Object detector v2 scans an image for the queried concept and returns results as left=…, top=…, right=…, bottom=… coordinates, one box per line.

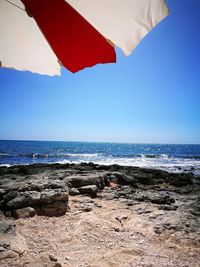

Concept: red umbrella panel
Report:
left=21, top=0, right=116, bottom=73
left=0, top=0, right=169, bottom=75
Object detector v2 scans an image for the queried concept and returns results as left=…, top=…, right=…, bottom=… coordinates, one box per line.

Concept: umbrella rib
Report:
left=4, top=0, right=25, bottom=12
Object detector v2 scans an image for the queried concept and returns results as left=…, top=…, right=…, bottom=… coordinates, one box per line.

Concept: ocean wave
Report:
left=1, top=152, right=200, bottom=161
left=0, top=152, right=101, bottom=159
left=1, top=152, right=200, bottom=175
left=1, top=157, right=200, bottom=175
left=178, top=155, right=200, bottom=159
left=65, top=153, right=100, bottom=158
left=0, top=153, right=12, bottom=157
left=0, top=163, right=11, bottom=167
left=55, top=154, right=200, bottom=174
left=140, top=154, right=170, bottom=159
left=31, top=153, right=101, bottom=159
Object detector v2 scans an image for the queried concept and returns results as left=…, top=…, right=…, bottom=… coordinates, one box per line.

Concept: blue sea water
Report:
left=0, top=140, right=200, bottom=174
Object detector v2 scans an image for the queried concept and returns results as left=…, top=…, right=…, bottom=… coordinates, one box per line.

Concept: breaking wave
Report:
left=1, top=141, right=200, bottom=175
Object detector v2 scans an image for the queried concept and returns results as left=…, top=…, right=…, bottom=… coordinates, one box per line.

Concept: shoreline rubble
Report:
left=0, top=163, right=200, bottom=266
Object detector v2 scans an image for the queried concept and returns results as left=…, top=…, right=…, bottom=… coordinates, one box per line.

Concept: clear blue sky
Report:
left=0, top=0, right=200, bottom=144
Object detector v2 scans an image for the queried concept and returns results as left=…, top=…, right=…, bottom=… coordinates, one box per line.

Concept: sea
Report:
left=0, top=140, right=200, bottom=175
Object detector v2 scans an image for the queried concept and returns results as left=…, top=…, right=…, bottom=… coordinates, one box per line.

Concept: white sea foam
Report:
left=66, top=153, right=100, bottom=158
left=0, top=164, right=11, bottom=167
left=1, top=153, right=200, bottom=175
left=56, top=153, right=200, bottom=175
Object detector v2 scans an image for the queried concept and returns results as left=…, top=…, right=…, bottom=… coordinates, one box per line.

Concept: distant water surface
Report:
left=0, top=140, right=200, bottom=175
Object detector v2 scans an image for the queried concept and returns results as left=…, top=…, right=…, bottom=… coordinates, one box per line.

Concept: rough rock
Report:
left=158, top=205, right=178, bottom=211
left=109, top=186, right=175, bottom=205
left=4, top=189, right=69, bottom=217
left=78, top=185, right=98, bottom=197
left=0, top=220, right=27, bottom=259
left=40, top=189, right=68, bottom=204
left=146, top=194, right=175, bottom=205
left=6, top=191, right=41, bottom=209
left=12, top=207, right=37, bottom=219
left=190, top=197, right=200, bottom=216
left=38, top=200, right=69, bottom=217
left=106, top=172, right=137, bottom=186
left=153, top=222, right=184, bottom=235
left=168, top=173, right=193, bottom=186
left=3, top=191, right=18, bottom=204
left=17, top=179, right=65, bottom=192
left=0, top=163, right=198, bottom=220
left=81, top=206, right=93, bottom=212
left=65, top=174, right=106, bottom=190
left=18, top=253, right=63, bottom=267
left=0, top=211, right=5, bottom=220
left=38, top=189, right=69, bottom=216
left=0, top=189, right=6, bottom=199
left=132, top=173, right=155, bottom=185
left=69, top=188, right=80, bottom=196
left=113, top=185, right=136, bottom=198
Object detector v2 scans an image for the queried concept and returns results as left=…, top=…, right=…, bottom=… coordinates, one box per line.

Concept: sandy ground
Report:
left=1, top=194, right=200, bottom=267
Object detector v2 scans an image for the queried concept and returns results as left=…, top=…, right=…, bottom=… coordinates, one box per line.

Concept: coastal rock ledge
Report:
left=0, top=163, right=200, bottom=267
left=0, top=163, right=199, bottom=218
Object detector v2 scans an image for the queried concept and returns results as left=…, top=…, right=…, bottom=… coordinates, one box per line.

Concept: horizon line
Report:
left=0, top=139, right=199, bottom=146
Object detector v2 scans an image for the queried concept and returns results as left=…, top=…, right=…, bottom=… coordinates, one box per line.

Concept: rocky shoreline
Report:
left=0, top=163, right=200, bottom=266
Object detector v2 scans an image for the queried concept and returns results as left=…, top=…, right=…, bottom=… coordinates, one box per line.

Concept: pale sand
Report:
left=1, top=195, right=200, bottom=267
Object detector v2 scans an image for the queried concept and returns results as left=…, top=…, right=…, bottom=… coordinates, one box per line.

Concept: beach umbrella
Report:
left=0, top=0, right=169, bottom=76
